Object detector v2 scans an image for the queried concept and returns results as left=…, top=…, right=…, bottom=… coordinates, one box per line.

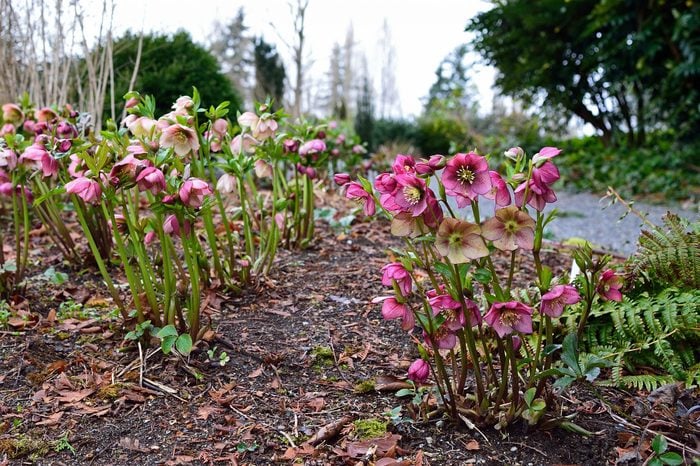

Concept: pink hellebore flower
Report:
left=2, top=103, right=23, bottom=125
left=484, top=171, right=511, bottom=207
left=0, top=124, right=15, bottom=136
left=254, top=159, right=273, bottom=178
left=392, top=154, right=416, bottom=175
left=532, top=146, right=561, bottom=165
left=173, top=96, right=194, bottom=113
left=345, top=181, right=375, bottom=216
left=333, top=173, right=351, bottom=186
left=481, top=206, right=536, bottom=251
left=0, top=182, right=33, bottom=202
left=56, top=121, right=77, bottom=139
left=237, top=112, right=259, bottom=129
left=160, top=123, right=200, bottom=157
left=484, top=301, right=534, bottom=338
left=253, top=117, right=278, bottom=140
left=211, top=118, right=228, bottom=137
left=299, top=139, right=327, bottom=156
left=393, top=174, right=429, bottom=216
left=179, top=178, right=213, bottom=208
left=230, top=134, right=258, bottom=154
left=35, top=107, right=58, bottom=122
left=216, top=173, right=236, bottom=193
left=381, top=262, right=412, bottom=297
left=540, top=284, right=581, bottom=317
left=407, top=359, right=430, bottom=384
left=435, top=218, right=488, bottom=263
left=144, top=231, right=157, bottom=245
left=283, top=139, right=300, bottom=153
left=163, top=214, right=182, bottom=237
left=504, top=146, right=525, bottom=161
left=0, top=149, right=17, bottom=171
left=109, top=154, right=150, bottom=185
left=67, top=154, right=86, bottom=178
left=65, top=177, right=102, bottom=205
left=597, top=269, right=623, bottom=302
left=135, top=166, right=166, bottom=194
left=374, top=296, right=415, bottom=331
left=514, top=172, right=557, bottom=211
left=442, top=152, right=492, bottom=206
left=19, top=143, right=58, bottom=177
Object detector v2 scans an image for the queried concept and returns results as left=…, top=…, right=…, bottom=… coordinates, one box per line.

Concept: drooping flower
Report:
left=253, top=116, right=278, bottom=140
left=540, top=284, right=581, bottom=317
left=126, top=116, right=157, bottom=138
left=423, top=326, right=457, bottom=350
left=597, top=269, right=623, bottom=302
left=381, top=262, right=412, bottom=297
left=230, top=134, right=258, bottom=155
left=374, top=296, right=415, bottom=331
left=65, top=177, right=102, bottom=205
left=18, top=143, right=57, bottom=177
left=0, top=149, right=17, bottom=171
left=283, top=139, right=299, bottom=153
left=504, top=146, right=524, bottom=161
left=67, top=154, right=86, bottom=178
left=299, top=139, right=326, bottom=156
left=109, top=154, right=150, bottom=186
left=216, top=173, right=236, bottom=193
left=237, top=112, right=259, bottom=129
left=135, top=166, right=166, bottom=194
left=484, top=301, right=534, bottom=338
left=333, top=173, right=351, bottom=186
left=254, top=160, right=273, bottom=178
left=481, top=206, right=536, bottom=251
left=514, top=176, right=557, bottom=212
left=0, top=182, right=32, bottom=202
left=484, top=171, right=511, bottom=207
left=179, top=178, right=213, bottom=208
left=407, top=359, right=430, bottom=384
left=35, top=107, right=58, bottom=122
left=56, top=121, right=77, bottom=139
left=2, top=103, right=23, bottom=126
left=163, top=214, right=181, bottom=237
left=435, top=218, right=488, bottom=263
left=532, top=146, right=561, bottom=165
left=442, top=152, right=492, bottom=206
left=0, top=124, right=15, bottom=136
left=346, top=181, right=375, bottom=216
left=160, top=123, right=200, bottom=157
left=172, top=96, right=194, bottom=113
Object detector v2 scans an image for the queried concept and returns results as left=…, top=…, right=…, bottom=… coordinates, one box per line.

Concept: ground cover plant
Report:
left=0, top=96, right=698, bottom=465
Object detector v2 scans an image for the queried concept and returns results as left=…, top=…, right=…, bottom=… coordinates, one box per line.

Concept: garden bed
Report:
left=1, top=205, right=697, bottom=466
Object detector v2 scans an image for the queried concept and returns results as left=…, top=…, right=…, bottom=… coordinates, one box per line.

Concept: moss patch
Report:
left=353, top=418, right=387, bottom=440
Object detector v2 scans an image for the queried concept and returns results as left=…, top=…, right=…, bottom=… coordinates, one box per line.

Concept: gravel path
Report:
left=541, top=191, right=698, bottom=256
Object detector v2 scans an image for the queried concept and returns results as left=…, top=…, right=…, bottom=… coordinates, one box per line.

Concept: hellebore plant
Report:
left=346, top=146, right=623, bottom=427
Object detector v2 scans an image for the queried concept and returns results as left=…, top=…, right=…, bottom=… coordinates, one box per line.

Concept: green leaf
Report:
left=552, top=375, right=576, bottom=389
left=658, top=452, right=683, bottom=465
left=524, top=387, right=536, bottom=406
left=175, top=334, right=193, bottom=356
left=157, top=324, right=178, bottom=339
left=474, top=267, right=492, bottom=284
left=395, top=388, right=414, bottom=398
left=561, top=333, right=582, bottom=375
left=652, top=435, right=668, bottom=454
left=433, top=261, right=452, bottom=278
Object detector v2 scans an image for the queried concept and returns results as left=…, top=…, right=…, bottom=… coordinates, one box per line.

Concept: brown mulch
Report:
left=0, top=201, right=698, bottom=466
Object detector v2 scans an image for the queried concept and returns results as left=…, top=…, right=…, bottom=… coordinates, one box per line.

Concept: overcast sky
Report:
left=108, top=0, right=494, bottom=117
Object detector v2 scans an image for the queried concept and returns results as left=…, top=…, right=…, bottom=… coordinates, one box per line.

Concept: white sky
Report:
left=107, top=0, right=495, bottom=118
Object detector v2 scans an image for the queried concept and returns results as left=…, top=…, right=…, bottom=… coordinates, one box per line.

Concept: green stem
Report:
left=180, top=227, right=201, bottom=339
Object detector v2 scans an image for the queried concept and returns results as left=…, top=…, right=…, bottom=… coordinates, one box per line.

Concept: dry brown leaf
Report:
left=36, top=411, right=63, bottom=426
left=118, top=437, right=150, bottom=452
left=209, top=383, right=236, bottom=405
left=56, top=388, right=95, bottom=403
left=305, top=415, right=353, bottom=446
left=374, top=375, right=411, bottom=392
left=306, top=397, right=325, bottom=412
left=248, top=365, right=264, bottom=378
left=346, top=433, right=402, bottom=458
left=196, top=405, right=222, bottom=421
left=465, top=439, right=480, bottom=451
left=165, top=455, right=195, bottom=465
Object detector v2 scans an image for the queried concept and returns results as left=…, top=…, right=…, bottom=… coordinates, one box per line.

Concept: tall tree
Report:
left=467, top=0, right=700, bottom=146
left=290, top=0, right=309, bottom=118
left=424, top=44, right=477, bottom=116
left=253, top=37, right=286, bottom=109
left=378, top=19, right=400, bottom=118
left=110, top=30, right=241, bottom=117
left=354, top=59, right=374, bottom=150
left=209, top=8, right=252, bottom=106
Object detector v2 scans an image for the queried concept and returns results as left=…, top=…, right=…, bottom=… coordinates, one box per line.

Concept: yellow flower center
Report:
left=403, top=186, right=422, bottom=205
left=457, top=166, right=475, bottom=184
left=500, top=310, right=519, bottom=327
left=504, top=219, right=519, bottom=233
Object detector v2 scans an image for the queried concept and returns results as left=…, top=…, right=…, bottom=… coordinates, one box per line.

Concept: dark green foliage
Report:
left=627, top=214, right=699, bottom=291
left=252, top=37, right=285, bottom=110
left=583, top=288, right=700, bottom=389
left=354, top=76, right=374, bottom=151
left=467, top=0, right=700, bottom=147
left=414, top=115, right=476, bottom=157
left=110, top=31, right=241, bottom=117
left=372, top=118, right=418, bottom=148
left=554, top=134, right=700, bottom=201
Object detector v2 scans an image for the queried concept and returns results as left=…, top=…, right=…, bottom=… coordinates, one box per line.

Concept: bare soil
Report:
left=0, top=203, right=698, bottom=466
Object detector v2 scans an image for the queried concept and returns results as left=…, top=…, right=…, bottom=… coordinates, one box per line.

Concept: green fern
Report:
left=598, top=374, right=676, bottom=391
left=584, top=288, right=700, bottom=386
left=627, top=213, right=699, bottom=291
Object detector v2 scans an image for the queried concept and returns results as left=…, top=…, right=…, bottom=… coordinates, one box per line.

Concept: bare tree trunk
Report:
left=291, top=0, right=309, bottom=118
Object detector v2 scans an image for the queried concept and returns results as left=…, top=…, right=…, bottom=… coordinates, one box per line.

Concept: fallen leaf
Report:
left=118, top=437, right=150, bottom=453
left=346, top=433, right=402, bottom=458
left=375, top=375, right=411, bottom=392
left=465, top=439, right=480, bottom=451
left=248, top=365, right=264, bottom=378
left=375, top=458, right=412, bottom=466
left=56, top=388, right=95, bottom=403
left=36, top=411, right=64, bottom=426
left=197, top=405, right=222, bottom=421
left=165, top=455, right=195, bottom=465
left=306, top=397, right=325, bottom=413
left=305, top=415, right=353, bottom=446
